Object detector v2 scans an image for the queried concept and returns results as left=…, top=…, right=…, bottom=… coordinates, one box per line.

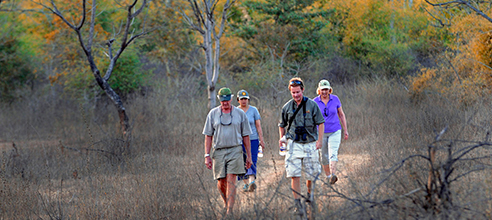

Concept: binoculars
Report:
left=294, top=126, right=308, bottom=142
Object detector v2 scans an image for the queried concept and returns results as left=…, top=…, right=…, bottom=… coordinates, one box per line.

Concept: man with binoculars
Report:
left=278, top=77, right=325, bottom=216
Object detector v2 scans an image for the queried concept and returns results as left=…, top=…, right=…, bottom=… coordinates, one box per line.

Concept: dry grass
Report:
left=1, top=77, right=491, bottom=219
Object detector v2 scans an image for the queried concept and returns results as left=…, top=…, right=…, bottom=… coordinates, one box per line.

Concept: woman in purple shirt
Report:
left=314, top=80, right=349, bottom=185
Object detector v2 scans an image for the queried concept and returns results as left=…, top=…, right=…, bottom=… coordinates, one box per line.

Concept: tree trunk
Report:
left=183, top=0, right=234, bottom=110
left=208, top=84, right=216, bottom=110
left=42, top=0, right=149, bottom=138
left=205, top=19, right=216, bottom=109
left=93, top=69, right=130, bottom=136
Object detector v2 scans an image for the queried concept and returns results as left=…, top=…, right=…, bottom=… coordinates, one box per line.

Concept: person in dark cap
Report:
left=202, top=87, right=253, bottom=216
left=236, top=89, right=265, bottom=192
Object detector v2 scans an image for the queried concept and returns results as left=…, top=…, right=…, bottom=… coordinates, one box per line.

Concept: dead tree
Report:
left=181, top=0, right=235, bottom=109
left=322, top=127, right=492, bottom=219
left=38, top=0, right=151, bottom=137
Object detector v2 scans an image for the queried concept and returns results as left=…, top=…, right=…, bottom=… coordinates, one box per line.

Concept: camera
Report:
left=294, top=126, right=308, bottom=141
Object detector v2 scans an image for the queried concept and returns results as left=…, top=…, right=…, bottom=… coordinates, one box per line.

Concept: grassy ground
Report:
left=1, top=78, right=491, bottom=219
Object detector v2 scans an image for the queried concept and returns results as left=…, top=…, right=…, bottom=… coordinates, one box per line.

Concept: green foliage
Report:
left=106, top=51, right=149, bottom=97
left=0, top=37, right=35, bottom=103
left=338, top=0, right=440, bottom=78
left=139, top=0, right=197, bottom=76
left=62, top=49, right=150, bottom=100
left=229, top=0, right=334, bottom=64
left=0, top=14, right=36, bottom=103
left=361, top=39, right=416, bottom=77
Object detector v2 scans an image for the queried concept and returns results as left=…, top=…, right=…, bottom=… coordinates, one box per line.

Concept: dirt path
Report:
left=249, top=153, right=371, bottom=192
left=235, top=152, right=372, bottom=217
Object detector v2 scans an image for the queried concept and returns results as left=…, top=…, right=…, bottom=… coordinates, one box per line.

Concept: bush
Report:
left=0, top=35, right=36, bottom=103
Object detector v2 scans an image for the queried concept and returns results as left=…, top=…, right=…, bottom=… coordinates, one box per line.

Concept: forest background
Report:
left=1, top=0, right=492, bottom=219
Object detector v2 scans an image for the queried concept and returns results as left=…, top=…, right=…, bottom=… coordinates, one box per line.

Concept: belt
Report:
left=214, top=145, right=242, bottom=150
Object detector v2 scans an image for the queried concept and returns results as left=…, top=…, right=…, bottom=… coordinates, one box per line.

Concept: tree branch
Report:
left=182, top=0, right=206, bottom=34
left=104, top=0, right=150, bottom=81
left=425, top=0, right=492, bottom=23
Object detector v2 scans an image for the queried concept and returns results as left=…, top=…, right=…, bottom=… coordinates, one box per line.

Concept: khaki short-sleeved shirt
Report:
left=203, top=106, right=252, bottom=149
left=278, top=96, right=325, bottom=143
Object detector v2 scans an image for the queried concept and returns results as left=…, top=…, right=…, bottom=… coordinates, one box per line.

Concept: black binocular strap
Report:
left=286, top=97, right=307, bottom=133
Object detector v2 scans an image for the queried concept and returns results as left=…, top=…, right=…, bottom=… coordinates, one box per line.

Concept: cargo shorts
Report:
left=212, top=145, right=245, bottom=180
left=285, top=139, right=321, bottom=180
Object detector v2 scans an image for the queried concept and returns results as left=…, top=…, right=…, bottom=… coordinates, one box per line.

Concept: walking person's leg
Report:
left=320, top=134, right=331, bottom=177
left=247, top=139, right=259, bottom=191
left=306, top=180, right=312, bottom=198
left=328, top=130, right=342, bottom=184
left=305, top=141, right=321, bottom=198
left=214, top=149, right=229, bottom=208
left=225, top=145, right=247, bottom=215
left=226, top=174, right=237, bottom=215
left=217, top=178, right=227, bottom=207
left=285, top=140, right=304, bottom=214
left=291, top=177, right=301, bottom=199
left=239, top=144, right=249, bottom=191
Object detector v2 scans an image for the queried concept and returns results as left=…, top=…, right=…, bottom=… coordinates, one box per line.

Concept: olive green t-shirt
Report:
left=278, top=96, right=325, bottom=143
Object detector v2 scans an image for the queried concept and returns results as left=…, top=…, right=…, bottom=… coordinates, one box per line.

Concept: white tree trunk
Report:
left=183, top=0, right=235, bottom=110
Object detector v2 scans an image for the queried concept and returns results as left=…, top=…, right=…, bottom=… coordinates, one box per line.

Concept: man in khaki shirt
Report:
left=203, top=87, right=252, bottom=216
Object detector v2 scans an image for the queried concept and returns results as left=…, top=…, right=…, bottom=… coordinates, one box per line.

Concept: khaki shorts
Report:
left=212, top=145, right=245, bottom=180
left=285, top=139, right=321, bottom=180
left=320, top=130, right=341, bottom=165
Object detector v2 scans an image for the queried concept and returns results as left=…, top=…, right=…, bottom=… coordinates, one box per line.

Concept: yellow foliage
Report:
left=470, top=31, right=492, bottom=71
left=411, top=65, right=489, bottom=104
left=410, top=4, right=492, bottom=103
left=410, top=68, right=437, bottom=94
left=43, top=29, right=60, bottom=42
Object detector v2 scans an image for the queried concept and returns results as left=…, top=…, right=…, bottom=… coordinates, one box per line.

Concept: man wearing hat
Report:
left=202, top=87, right=253, bottom=216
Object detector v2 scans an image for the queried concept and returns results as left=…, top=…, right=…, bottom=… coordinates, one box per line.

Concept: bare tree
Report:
left=425, top=0, right=492, bottom=25
left=37, top=0, right=151, bottom=137
left=181, top=0, right=235, bottom=109
left=321, top=127, right=492, bottom=219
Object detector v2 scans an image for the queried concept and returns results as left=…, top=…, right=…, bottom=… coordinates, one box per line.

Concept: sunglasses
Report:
left=290, top=80, right=303, bottom=86
left=220, top=110, right=233, bottom=126
left=324, top=107, right=329, bottom=117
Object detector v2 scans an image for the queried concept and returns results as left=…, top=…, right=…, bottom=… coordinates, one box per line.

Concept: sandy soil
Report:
left=234, top=150, right=372, bottom=218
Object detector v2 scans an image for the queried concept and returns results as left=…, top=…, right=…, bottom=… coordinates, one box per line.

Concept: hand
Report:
left=279, top=136, right=286, bottom=148
left=316, top=140, right=322, bottom=150
left=245, top=156, right=253, bottom=169
left=260, top=140, right=265, bottom=148
left=344, top=131, right=349, bottom=140
left=204, top=157, right=212, bottom=170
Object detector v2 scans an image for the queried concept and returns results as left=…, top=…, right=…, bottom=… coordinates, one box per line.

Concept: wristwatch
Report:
left=204, top=153, right=210, bottom=158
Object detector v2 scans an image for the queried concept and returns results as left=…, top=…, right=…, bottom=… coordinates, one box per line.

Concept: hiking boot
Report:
left=248, top=181, right=256, bottom=192
left=291, top=199, right=304, bottom=216
left=242, top=183, right=249, bottom=192
left=305, top=192, right=311, bottom=203
left=330, top=174, right=338, bottom=185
